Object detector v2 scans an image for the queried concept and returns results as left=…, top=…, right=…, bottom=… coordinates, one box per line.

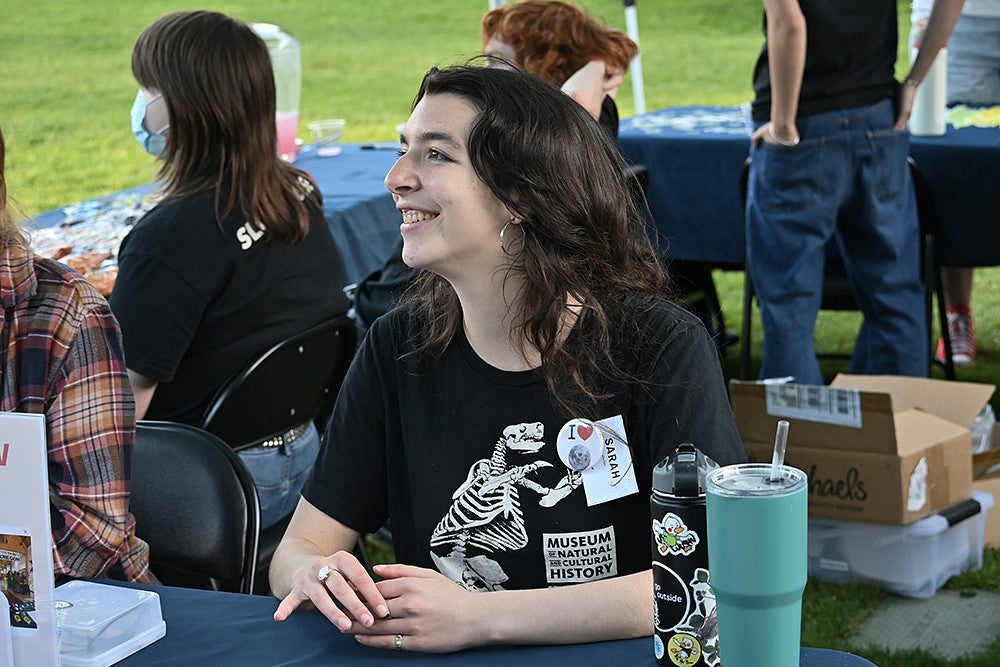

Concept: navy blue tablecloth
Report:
left=101, top=582, right=877, bottom=666
left=618, top=106, right=1000, bottom=268
left=296, top=143, right=400, bottom=285
left=27, top=143, right=402, bottom=287
left=910, top=125, right=1000, bottom=267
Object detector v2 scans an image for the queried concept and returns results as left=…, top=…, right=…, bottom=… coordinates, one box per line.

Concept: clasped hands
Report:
left=273, top=550, right=481, bottom=653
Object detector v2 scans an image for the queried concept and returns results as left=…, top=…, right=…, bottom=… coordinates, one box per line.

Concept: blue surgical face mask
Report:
left=130, top=89, right=169, bottom=157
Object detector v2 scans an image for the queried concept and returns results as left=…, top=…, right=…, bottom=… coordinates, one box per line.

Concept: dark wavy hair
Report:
left=481, top=0, right=637, bottom=86
left=403, top=64, right=668, bottom=415
left=131, top=11, right=319, bottom=241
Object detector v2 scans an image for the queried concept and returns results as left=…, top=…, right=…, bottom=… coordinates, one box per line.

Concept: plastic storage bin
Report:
left=807, top=490, right=994, bottom=598
left=55, top=580, right=166, bottom=667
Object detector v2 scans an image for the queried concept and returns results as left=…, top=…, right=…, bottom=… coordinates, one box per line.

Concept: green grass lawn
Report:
left=3, top=2, right=997, bottom=664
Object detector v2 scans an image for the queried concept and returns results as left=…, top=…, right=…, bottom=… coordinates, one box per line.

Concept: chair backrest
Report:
left=131, top=420, right=260, bottom=594
left=200, top=315, right=357, bottom=450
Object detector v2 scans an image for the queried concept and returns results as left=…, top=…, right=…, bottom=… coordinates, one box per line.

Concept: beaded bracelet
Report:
left=904, top=78, right=921, bottom=88
left=768, top=123, right=800, bottom=147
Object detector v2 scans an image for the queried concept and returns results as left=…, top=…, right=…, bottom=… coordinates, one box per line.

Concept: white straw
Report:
left=770, top=420, right=790, bottom=481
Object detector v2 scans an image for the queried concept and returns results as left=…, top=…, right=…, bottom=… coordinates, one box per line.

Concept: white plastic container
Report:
left=908, top=13, right=948, bottom=138
left=807, top=490, right=993, bottom=598
left=55, top=581, right=165, bottom=667
left=909, top=45, right=949, bottom=137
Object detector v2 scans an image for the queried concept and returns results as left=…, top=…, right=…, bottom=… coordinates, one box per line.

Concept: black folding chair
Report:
left=131, top=420, right=260, bottom=594
left=200, top=315, right=357, bottom=450
left=198, top=315, right=363, bottom=594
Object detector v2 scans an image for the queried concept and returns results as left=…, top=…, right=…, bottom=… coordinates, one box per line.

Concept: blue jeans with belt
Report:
left=238, top=422, right=321, bottom=529
left=746, top=99, right=929, bottom=384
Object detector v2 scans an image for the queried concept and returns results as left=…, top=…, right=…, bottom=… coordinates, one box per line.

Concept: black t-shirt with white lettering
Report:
left=304, top=298, right=746, bottom=591
left=110, top=188, right=349, bottom=424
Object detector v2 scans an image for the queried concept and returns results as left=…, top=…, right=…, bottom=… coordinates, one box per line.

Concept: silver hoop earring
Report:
left=499, top=218, right=516, bottom=256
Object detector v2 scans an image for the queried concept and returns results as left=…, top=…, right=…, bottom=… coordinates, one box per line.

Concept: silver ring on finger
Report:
left=317, top=565, right=339, bottom=583
left=395, top=633, right=403, bottom=650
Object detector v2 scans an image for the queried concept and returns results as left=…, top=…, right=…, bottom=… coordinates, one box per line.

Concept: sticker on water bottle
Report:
left=652, top=512, right=701, bottom=557
left=666, top=632, right=703, bottom=666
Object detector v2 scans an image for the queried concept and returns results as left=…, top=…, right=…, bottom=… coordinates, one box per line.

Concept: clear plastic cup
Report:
left=307, top=119, right=346, bottom=157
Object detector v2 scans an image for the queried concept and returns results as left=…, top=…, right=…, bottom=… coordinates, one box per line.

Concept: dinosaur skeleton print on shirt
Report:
left=429, top=421, right=621, bottom=590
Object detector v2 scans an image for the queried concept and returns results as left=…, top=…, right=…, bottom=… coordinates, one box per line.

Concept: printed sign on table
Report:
left=0, top=413, right=57, bottom=665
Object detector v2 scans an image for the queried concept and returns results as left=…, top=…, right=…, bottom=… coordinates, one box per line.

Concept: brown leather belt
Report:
left=255, top=421, right=312, bottom=448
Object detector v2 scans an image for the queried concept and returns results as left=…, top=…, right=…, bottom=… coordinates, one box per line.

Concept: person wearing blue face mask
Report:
left=129, top=89, right=169, bottom=157
left=110, top=10, right=351, bottom=530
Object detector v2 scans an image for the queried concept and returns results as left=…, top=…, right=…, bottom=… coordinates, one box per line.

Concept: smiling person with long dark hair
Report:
left=270, top=64, right=745, bottom=652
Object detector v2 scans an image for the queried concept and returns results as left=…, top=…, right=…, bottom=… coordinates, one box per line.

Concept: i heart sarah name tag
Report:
left=556, top=415, right=638, bottom=506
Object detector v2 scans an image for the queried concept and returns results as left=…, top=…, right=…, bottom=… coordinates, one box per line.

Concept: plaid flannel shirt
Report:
left=1, top=244, right=151, bottom=582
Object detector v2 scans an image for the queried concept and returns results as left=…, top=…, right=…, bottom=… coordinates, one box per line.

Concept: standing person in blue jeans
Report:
left=745, top=0, right=965, bottom=385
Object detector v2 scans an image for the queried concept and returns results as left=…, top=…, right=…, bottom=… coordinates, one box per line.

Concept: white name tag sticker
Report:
left=575, top=415, right=637, bottom=506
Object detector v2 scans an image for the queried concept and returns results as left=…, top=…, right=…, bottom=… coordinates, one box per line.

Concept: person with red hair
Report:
left=482, top=0, right=637, bottom=137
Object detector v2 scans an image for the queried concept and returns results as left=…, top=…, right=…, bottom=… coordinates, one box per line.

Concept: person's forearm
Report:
left=905, top=0, right=965, bottom=85
left=764, top=0, right=806, bottom=133
left=561, top=60, right=606, bottom=120
left=482, top=570, right=652, bottom=645
left=126, top=368, right=157, bottom=421
left=50, top=313, right=140, bottom=579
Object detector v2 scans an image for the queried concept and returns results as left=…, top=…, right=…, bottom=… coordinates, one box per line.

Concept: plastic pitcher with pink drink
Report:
left=252, top=23, right=301, bottom=162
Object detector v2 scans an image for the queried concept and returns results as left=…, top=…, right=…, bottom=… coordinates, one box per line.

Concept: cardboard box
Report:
left=972, top=433, right=1000, bottom=548
left=973, top=474, right=1000, bottom=548
left=731, top=375, right=995, bottom=525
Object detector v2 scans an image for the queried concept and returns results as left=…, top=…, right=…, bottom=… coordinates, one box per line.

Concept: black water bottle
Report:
left=651, top=443, right=720, bottom=666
